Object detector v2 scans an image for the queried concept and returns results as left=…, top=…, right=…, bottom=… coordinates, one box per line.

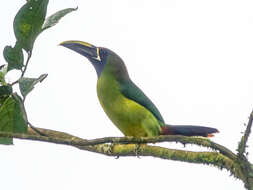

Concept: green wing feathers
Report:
left=119, top=80, right=165, bottom=125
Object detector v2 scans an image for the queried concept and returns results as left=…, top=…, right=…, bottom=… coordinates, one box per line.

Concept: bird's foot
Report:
left=134, top=144, right=141, bottom=158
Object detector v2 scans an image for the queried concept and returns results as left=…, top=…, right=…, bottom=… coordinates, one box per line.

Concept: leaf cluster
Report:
left=0, top=0, right=76, bottom=144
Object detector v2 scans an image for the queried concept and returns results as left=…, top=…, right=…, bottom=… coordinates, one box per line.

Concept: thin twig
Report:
left=28, top=122, right=47, bottom=136
left=21, top=51, right=32, bottom=78
left=11, top=80, right=19, bottom=86
left=11, top=51, right=33, bottom=86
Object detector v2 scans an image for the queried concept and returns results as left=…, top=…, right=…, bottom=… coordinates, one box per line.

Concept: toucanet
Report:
left=60, top=41, right=219, bottom=137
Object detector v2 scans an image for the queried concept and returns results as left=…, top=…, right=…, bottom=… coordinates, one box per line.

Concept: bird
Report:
left=60, top=40, right=219, bottom=138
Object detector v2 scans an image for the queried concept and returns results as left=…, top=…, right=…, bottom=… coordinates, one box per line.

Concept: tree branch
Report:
left=0, top=126, right=252, bottom=189
left=0, top=127, right=237, bottom=161
left=238, top=109, right=253, bottom=157
left=0, top=129, right=244, bottom=179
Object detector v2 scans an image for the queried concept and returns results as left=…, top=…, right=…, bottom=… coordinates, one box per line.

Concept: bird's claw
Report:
left=135, top=144, right=141, bottom=158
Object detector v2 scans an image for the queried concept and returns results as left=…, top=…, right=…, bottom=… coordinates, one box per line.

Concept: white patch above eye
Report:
left=94, top=47, right=101, bottom=62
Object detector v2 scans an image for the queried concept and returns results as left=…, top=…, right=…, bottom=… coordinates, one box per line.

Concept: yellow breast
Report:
left=96, top=73, right=161, bottom=137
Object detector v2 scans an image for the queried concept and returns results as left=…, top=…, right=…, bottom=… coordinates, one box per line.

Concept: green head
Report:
left=60, top=41, right=129, bottom=79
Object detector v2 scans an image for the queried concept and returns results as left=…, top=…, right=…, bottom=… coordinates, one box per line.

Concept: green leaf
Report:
left=0, top=86, right=13, bottom=97
left=19, top=74, right=48, bottom=98
left=3, top=43, right=24, bottom=71
left=0, top=95, right=12, bottom=144
left=12, top=93, right=28, bottom=133
left=0, top=95, right=8, bottom=106
left=13, top=0, right=49, bottom=52
left=0, top=65, right=8, bottom=85
left=42, top=7, right=78, bottom=31
left=0, top=136, right=13, bottom=145
left=0, top=93, right=28, bottom=145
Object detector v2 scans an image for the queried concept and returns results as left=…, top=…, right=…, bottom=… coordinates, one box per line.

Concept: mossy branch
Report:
left=0, top=127, right=236, bottom=160
left=0, top=130, right=243, bottom=179
left=0, top=126, right=252, bottom=189
left=238, top=109, right=253, bottom=157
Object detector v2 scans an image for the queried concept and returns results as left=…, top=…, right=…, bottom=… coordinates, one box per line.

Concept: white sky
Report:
left=1, top=0, right=253, bottom=189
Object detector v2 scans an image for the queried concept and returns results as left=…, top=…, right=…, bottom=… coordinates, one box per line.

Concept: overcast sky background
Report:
left=1, top=0, right=253, bottom=189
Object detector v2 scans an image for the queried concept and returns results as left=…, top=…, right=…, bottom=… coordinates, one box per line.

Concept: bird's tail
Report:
left=160, top=125, right=219, bottom=137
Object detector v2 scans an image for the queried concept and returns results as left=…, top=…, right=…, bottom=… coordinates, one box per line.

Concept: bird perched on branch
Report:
left=60, top=41, right=218, bottom=138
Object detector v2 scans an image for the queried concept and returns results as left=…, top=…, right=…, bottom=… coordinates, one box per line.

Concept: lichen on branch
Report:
left=0, top=126, right=251, bottom=188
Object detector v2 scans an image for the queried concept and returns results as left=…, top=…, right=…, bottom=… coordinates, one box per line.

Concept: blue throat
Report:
left=89, top=58, right=105, bottom=78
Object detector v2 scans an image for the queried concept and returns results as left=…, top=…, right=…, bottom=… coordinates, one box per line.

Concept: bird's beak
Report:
left=59, top=40, right=101, bottom=61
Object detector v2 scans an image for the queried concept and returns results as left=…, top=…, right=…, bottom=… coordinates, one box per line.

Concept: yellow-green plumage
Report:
left=60, top=40, right=219, bottom=138
left=97, top=64, right=161, bottom=137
